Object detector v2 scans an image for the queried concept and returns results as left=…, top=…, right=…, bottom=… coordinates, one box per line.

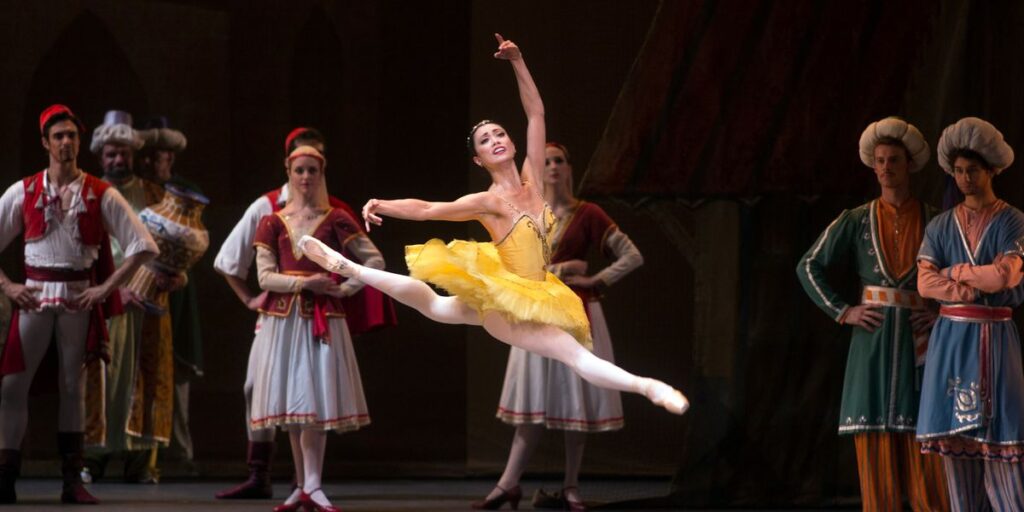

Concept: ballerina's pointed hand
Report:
left=362, top=199, right=383, bottom=232
left=493, top=33, right=521, bottom=60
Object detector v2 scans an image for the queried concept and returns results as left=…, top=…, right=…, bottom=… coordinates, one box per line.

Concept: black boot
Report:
left=82, top=449, right=110, bottom=483
left=57, top=432, right=99, bottom=504
left=0, top=449, right=20, bottom=504
left=215, top=441, right=274, bottom=499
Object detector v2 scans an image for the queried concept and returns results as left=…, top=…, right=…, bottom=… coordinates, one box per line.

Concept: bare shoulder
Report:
left=461, top=191, right=502, bottom=211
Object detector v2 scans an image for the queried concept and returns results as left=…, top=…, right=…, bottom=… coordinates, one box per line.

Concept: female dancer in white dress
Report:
left=485, top=142, right=642, bottom=510
left=250, top=145, right=382, bottom=512
left=299, top=34, right=687, bottom=508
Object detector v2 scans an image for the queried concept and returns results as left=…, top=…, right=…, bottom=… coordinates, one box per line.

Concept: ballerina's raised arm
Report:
left=493, top=32, right=546, bottom=191
left=362, top=33, right=546, bottom=234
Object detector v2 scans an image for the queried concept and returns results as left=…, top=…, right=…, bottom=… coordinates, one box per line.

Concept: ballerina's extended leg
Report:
left=481, top=311, right=688, bottom=414
left=300, top=235, right=479, bottom=325
left=298, top=235, right=688, bottom=415
left=300, top=235, right=357, bottom=278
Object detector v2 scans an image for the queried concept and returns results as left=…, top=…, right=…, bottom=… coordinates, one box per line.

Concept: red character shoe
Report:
left=301, top=488, right=342, bottom=512
left=471, top=485, right=522, bottom=510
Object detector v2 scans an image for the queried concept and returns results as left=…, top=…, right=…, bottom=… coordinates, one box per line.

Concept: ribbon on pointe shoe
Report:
left=299, top=235, right=355, bottom=277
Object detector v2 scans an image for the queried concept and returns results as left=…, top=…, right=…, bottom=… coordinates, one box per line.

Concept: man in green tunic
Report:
left=796, top=118, right=949, bottom=511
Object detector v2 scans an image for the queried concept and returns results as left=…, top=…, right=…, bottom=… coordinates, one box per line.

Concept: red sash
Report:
left=938, top=304, right=1013, bottom=322
left=938, top=304, right=1013, bottom=421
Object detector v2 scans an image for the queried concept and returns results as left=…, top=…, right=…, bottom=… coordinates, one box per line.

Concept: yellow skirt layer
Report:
left=405, top=239, right=592, bottom=347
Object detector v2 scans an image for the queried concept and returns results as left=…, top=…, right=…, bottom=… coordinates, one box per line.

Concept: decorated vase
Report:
left=126, top=183, right=209, bottom=313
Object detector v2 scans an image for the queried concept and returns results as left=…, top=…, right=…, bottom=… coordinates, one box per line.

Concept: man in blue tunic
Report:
left=916, top=117, right=1024, bottom=511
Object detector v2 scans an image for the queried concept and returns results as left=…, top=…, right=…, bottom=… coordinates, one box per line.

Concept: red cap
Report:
left=284, top=127, right=311, bottom=153
left=39, top=104, right=83, bottom=135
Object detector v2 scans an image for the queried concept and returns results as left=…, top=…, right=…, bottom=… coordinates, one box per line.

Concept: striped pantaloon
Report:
left=942, top=457, right=1024, bottom=512
left=854, top=432, right=949, bottom=511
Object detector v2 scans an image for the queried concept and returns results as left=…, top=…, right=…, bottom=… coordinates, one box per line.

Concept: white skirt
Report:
left=497, top=301, right=624, bottom=432
left=27, top=277, right=89, bottom=311
left=248, top=309, right=370, bottom=432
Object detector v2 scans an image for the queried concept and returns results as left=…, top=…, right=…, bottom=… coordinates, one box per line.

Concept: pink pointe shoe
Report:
left=298, top=235, right=359, bottom=279
left=641, top=378, right=689, bottom=415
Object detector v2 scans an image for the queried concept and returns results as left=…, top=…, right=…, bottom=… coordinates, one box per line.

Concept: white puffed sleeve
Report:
left=101, top=187, right=158, bottom=258
left=0, top=182, right=25, bottom=253
left=214, top=196, right=274, bottom=278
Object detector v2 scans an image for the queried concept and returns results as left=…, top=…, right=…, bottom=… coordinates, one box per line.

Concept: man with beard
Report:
left=798, top=118, right=948, bottom=511
left=0, top=105, right=157, bottom=504
left=83, top=110, right=168, bottom=484
left=916, top=117, right=1024, bottom=510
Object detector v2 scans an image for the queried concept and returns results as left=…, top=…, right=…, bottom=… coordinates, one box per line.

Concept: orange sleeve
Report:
left=917, top=259, right=975, bottom=302
left=951, top=254, right=1024, bottom=293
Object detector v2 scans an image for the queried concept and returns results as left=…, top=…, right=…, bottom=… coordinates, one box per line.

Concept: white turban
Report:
left=138, top=116, right=187, bottom=153
left=859, top=117, right=930, bottom=172
left=90, top=110, right=144, bottom=154
left=937, top=117, right=1014, bottom=175
left=138, top=128, right=187, bottom=153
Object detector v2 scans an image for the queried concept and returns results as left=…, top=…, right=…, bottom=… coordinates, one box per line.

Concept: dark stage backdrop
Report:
left=579, top=0, right=1024, bottom=507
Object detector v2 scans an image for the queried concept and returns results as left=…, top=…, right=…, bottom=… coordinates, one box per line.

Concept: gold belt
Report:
left=861, top=285, right=925, bottom=310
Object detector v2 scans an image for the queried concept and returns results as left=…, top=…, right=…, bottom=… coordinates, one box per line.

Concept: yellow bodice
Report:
left=494, top=206, right=555, bottom=282
left=404, top=201, right=591, bottom=346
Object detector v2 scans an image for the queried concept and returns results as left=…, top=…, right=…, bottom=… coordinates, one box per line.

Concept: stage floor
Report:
left=0, top=478, right=847, bottom=511
left=6, top=478, right=668, bottom=511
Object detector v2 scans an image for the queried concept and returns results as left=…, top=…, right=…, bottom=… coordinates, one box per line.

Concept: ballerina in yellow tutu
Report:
left=299, top=34, right=687, bottom=432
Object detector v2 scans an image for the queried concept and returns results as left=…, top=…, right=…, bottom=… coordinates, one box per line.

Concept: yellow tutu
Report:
left=405, top=238, right=592, bottom=347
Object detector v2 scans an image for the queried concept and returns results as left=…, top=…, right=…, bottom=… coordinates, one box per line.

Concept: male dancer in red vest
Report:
left=0, top=105, right=158, bottom=504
